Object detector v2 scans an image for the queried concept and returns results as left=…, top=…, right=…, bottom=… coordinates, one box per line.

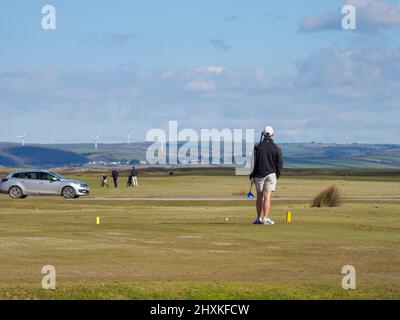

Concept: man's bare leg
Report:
left=263, top=191, right=272, bottom=220
left=256, top=191, right=264, bottom=220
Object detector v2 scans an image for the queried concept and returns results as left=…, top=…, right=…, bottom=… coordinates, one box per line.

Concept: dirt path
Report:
left=82, top=196, right=400, bottom=202
left=1, top=194, right=399, bottom=202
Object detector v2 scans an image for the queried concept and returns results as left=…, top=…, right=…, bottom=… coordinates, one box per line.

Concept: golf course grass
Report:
left=0, top=172, right=399, bottom=299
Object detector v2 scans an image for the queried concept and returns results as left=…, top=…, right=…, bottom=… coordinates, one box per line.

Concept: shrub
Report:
left=312, top=184, right=342, bottom=208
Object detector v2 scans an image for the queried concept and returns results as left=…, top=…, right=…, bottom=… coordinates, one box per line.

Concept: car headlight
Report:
left=80, top=184, right=88, bottom=188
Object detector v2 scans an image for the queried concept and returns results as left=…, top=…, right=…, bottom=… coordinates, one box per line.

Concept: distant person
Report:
left=249, top=126, right=283, bottom=225
left=130, top=167, right=139, bottom=187
left=111, top=170, right=119, bottom=188
left=127, top=175, right=133, bottom=188
left=100, top=175, right=109, bottom=188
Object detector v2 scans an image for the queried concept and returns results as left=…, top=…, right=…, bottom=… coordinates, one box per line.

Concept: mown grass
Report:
left=51, top=173, right=400, bottom=199
left=0, top=175, right=399, bottom=300
left=2, top=282, right=399, bottom=300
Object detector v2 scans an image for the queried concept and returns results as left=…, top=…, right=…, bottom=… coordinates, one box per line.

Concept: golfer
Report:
left=130, top=167, right=139, bottom=187
left=111, top=170, right=119, bottom=188
left=250, top=126, right=283, bottom=225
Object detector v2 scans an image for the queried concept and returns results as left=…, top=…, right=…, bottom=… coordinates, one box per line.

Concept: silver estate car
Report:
left=0, top=170, right=90, bottom=199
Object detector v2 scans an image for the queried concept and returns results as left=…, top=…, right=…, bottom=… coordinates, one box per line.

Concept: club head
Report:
left=247, top=192, right=255, bottom=199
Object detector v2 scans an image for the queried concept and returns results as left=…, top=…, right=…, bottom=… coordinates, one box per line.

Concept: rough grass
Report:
left=47, top=173, right=400, bottom=199
left=2, top=282, right=400, bottom=300
left=0, top=175, right=399, bottom=300
left=312, top=184, right=342, bottom=208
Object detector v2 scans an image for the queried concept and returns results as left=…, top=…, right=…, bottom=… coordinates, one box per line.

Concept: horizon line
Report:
left=1, top=141, right=399, bottom=146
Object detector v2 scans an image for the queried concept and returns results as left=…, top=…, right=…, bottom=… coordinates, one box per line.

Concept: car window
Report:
left=25, top=172, right=38, bottom=180
left=12, top=173, right=26, bottom=179
left=37, top=172, right=56, bottom=181
left=12, top=172, right=44, bottom=179
left=50, top=172, right=65, bottom=179
left=12, top=172, right=37, bottom=179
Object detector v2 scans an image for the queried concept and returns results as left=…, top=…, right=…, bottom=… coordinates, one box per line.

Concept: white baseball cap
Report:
left=263, top=126, right=274, bottom=137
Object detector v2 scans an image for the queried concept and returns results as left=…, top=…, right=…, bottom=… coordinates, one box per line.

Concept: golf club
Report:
left=246, top=130, right=263, bottom=200
left=247, top=181, right=255, bottom=199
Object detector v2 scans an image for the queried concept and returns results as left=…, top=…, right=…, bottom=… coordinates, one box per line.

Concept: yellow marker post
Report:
left=96, top=217, right=100, bottom=225
left=286, top=211, right=292, bottom=223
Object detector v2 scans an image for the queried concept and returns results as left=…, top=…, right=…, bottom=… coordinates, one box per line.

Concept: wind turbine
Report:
left=49, top=132, right=54, bottom=145
left=93, top=135, right=102, bottom=150
left=128, top=133, right=131, bottom=145
left=16, top=132, right=27, bottom=146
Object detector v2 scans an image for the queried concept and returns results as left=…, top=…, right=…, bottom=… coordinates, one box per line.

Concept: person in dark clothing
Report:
left=127, top=175, right=133, bottom=187
left=130, top=167, right=139, bottom=187
left=111, top=170, right=119, bottom=188
left=249, top=126, right=283, bottom=225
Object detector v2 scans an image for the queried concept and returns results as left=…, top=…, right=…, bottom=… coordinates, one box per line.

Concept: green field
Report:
left=0, top=171, right=399, bottom=300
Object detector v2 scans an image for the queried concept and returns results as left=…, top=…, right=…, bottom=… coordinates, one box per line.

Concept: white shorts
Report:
left=254, top=173, right=277, bottom=193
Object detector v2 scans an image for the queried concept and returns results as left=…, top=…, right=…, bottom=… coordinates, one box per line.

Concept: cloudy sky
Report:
left=1, top=0, right=400, bottom=144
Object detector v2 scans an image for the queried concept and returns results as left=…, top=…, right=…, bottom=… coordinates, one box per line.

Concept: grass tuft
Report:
left=312, top=184, right=342, bottom=208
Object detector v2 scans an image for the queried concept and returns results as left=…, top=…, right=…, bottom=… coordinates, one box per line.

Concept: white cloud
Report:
left=295, top=43, right=400, bottom=93
left=185, top=79, right=217, bottom=92
left=195, top=66, right=225, bottom=74
left=1, top=40, right=400, bottom=144
left=299, top=0, right=400, bottom=32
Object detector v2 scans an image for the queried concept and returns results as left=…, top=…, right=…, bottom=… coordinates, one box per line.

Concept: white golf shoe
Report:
left=264, top=218, right=275, bottom=225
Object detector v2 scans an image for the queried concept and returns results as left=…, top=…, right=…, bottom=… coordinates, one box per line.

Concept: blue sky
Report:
left=1, top=0, right=400, bottom=144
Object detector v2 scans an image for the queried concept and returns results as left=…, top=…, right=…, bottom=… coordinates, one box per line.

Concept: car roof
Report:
left=10, top=170, right=53, bottom=174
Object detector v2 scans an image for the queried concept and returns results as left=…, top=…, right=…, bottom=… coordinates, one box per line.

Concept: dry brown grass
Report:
left=0, top=175, right=400, bottom=299
left=312, top=184, right=342, bottom=208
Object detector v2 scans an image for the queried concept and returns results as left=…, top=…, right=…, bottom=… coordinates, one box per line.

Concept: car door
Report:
left=36, top=172, right=61, bottom=195
left=10, top=172, right=29, bottom=193
left=22, top=172, right=41, bottom=195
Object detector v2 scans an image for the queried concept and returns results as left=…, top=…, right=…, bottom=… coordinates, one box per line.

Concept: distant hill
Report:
left=281, top=143, right=400, bottom=169
left=0, top=142, right=399, bottom=168
left=0, top=144, right=87, bottom=167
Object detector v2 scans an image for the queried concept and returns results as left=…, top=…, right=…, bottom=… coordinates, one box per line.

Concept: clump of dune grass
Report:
left=312, top=184, right=342, bottom=208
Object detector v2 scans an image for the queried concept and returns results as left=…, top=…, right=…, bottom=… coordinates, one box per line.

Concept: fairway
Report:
left=0, top=173, right=399, bottom=299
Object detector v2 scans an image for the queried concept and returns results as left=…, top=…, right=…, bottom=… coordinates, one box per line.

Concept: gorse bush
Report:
left=312, top=184, right=342, bottom=208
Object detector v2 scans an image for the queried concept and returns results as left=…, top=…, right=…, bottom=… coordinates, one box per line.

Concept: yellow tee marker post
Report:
left=96, top=217, right=100, bottom=225
left=286, top=211, right=292, bottom=223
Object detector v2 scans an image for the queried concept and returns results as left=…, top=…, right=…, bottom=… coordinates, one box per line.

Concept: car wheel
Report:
left=62, top=186, right=76, bottom=199
left=73, top=195, right=80, bottom=199
left=9, top=186, right=24, bottom=199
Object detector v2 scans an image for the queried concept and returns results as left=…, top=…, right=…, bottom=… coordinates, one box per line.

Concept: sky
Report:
left=0, top=0, right=400, bottom=144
